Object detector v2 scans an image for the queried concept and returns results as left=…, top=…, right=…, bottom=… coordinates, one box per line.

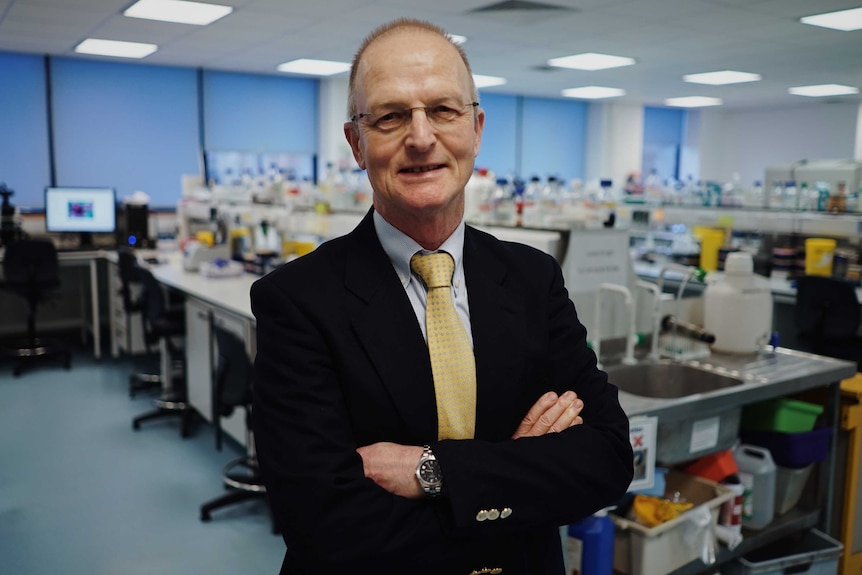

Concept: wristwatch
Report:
left=415, top=445, right=443, bottom=498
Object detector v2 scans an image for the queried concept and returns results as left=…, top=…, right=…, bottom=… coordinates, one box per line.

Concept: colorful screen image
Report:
left=68, top=201, right=94, bottom=219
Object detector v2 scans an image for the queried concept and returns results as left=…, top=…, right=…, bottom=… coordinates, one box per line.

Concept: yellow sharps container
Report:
left=805, top=238, right=836, bottom=276
left=693, top=226, right=724, bottom=271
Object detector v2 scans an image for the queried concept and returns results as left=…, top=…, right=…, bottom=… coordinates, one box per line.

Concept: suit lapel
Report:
left=343, top=213, right=438, bottom=441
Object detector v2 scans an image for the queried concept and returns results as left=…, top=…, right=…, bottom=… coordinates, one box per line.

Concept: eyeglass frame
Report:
left=350, top=102, right=479, bottom=133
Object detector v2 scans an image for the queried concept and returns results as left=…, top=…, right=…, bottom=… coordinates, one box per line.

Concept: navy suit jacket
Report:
left=251, top=209, right=633, bottom=575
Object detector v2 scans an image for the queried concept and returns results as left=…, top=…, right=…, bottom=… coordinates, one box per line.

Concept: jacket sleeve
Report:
left=431, top=248, right=634, bottom=536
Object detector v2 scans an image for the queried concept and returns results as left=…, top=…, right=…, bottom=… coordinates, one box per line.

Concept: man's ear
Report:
left=344, top=122, right=366, bottom=170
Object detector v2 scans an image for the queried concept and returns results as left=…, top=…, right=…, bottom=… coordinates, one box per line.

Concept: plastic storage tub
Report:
left=741, top=398, right=823, bottom=433
left=739, top=427, right=833, bottom=468
left=721, top=529, right=842, bottom=575
left=774, top=464, right=813, bottom=515
left=612, top=470, right=733, bottom=575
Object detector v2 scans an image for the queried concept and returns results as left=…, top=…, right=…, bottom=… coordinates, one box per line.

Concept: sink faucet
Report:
left=649, top=263, right=707, bottom=361
left=593, top=283, right=637, bottom=369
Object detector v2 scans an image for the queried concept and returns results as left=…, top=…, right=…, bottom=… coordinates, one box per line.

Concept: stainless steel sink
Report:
left=604, top=361, right=744, bottom=398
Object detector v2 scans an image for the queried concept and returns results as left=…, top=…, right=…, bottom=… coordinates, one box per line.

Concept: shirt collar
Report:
left=373, top=210, right=465, bottom=288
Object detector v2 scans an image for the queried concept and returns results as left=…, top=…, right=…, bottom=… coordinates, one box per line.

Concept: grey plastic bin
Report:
left=721, top=529, right=842, bottom=575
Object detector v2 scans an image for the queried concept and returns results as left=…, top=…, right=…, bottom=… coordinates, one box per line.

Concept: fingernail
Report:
left=562, top=390, right=576, bottom=402
left=575, top=399, right=583, bottom=409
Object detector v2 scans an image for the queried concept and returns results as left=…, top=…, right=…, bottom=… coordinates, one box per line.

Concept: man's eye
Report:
left=374, top=112, right=405, bottom=128
left=430, top=106, right=460, bottom=121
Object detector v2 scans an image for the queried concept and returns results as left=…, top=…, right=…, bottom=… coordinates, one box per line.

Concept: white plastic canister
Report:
left=704, top=252, right=773, bottom=353
left=733, top=444, right=776, bottom=530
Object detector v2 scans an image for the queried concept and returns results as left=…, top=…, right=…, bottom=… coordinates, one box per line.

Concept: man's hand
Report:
left=512, top=390, right=583, bottom=439
left=356, top=442, right=424, bottom=499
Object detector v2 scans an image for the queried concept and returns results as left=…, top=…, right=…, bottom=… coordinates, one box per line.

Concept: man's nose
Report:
left=405, top=108, right=436, bottom=149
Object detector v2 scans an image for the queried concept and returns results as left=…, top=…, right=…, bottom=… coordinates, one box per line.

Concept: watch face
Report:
left=418, top=459, right=442, bottom=485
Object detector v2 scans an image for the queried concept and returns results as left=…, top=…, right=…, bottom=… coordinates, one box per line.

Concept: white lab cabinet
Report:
left=185, top=296, right=255, bottom=446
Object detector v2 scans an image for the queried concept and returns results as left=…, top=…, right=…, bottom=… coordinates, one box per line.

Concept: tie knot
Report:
left=410, top=252, right=454, bottom=289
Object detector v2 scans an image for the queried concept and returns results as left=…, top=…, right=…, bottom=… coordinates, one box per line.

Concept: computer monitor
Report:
left=45, top=186, right=117, bottom=248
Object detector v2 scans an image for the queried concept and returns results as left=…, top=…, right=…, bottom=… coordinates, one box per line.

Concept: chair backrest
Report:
left=795, top=275, right=861, bottom=340
left=117, top=247, right=142, bottom=312
left=136, top=266, right=167, bottom=346
left=212, top=324, right=253, bottom=450
left=3, top=238, right=60, bottom=291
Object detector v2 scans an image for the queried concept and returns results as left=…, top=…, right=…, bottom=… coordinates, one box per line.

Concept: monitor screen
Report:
left=45, top=186, right=117, bottom=234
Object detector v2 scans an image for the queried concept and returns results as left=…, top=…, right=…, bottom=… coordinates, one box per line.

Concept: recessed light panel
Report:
left=800, top=7, right=862, bottom=31
left=124, top=0, right=232, bottom=26
left=547, top=52, right=635, bottom=71
left=75, top=38, right=158, bottom=59
left=277, top=59, right=351, bottom=76
left=473, top=74, right=507, bottom=88
left=683, top=70, right=762, bottom=85
left=448, top=34, right=467, bottom=45
left=664, top=96, right=723, bottom=108
left=562, top=86, right=626, bottom=99
left=788, top=84, right=860, bottom=97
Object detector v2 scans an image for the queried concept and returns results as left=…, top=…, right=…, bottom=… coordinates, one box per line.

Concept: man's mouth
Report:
left=401, top=164, right=445, bottom=174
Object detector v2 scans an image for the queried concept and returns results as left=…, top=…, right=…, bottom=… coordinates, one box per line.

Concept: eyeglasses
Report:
left=351, top=102, right=479, bottom=134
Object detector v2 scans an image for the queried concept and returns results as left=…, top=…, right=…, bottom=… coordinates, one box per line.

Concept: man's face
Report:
left=344, top=29, right=484, bottom=226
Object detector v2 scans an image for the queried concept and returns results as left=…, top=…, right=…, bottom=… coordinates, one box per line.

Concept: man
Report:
left=251, top=18, right=633, bottom=575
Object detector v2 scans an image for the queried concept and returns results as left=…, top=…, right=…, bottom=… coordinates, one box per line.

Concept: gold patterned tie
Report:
left=410, top=252, right=476, bottom=440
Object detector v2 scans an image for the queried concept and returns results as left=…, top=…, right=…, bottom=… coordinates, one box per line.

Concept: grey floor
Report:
left=0, top=344, right=285, bottom=575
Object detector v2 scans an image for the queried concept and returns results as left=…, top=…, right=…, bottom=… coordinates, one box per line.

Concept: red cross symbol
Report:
left=632, top=434, right=644, bottom=447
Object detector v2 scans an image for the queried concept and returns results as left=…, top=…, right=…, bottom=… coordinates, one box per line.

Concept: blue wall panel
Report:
left=203, top=71, right=318, bottom=153
left=642, top=106, right=685, bottom=180
left=0, top=53, right=51, bottom=210
left=474, top=92, right=518, bottom=178
left=521, top=97, right=588, bottom=182
left=51, top=58, right=200, bottom=208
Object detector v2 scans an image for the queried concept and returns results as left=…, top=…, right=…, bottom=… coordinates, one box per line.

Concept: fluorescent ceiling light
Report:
left=547, top=52, right=635, bottom=71
left=124, top=0, right=232, bottom=26
left=448, top=34, right=467, bottom=45
left=473, top=74, right=507, bottom=88
left=75, top=38, right=158, bottom=59
left=788, top=84, right=860, bottom=97
left=683, top=70, right=762, bottom=85
left=277, top=59, right=351, bottom=76
left=664, top=96, right=723, bottom=108
left=562, top=86, right=626, bottom=99
left=800, top=7, right=862, bottom=31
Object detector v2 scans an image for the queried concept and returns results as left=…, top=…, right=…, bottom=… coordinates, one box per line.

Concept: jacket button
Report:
left=500, top=507, right=512, bottom=519
left=487, top=508, right=500, bottom=520
left=475, top=509, right=489, bottom=521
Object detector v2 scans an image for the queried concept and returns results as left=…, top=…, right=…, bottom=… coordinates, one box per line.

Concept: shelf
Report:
left=669, top=508, right=820, bottom=575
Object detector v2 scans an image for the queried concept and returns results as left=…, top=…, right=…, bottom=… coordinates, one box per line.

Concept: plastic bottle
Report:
left=715, top=474, right=744, bottom=549
left=566, top=508, right=614, bottom=575
left=704, top=252, right=773, bottom=353
left=733, top=444, right=776, bottom=530
left=783, top=181, right=797, bottom=210
left=769, top=181, right=784, bottom=209
left=492, top=177, right=515, bottom=223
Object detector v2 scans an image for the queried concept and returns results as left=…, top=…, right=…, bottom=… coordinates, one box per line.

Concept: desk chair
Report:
left=117, top=248, right=161, bottom=397
left=200, top=325, right=273, bottom=532
left=1, top=238, right=71, bottom=376
left=131, top=266, right=195, bottom=437
left=795, top=275, right=862, bottom=371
